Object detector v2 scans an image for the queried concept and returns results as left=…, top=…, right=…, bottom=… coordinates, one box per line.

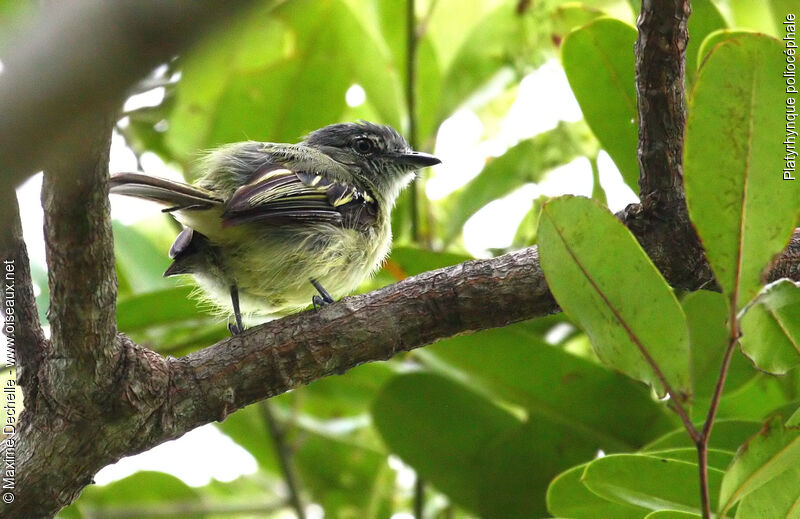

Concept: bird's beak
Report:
left=395, top=150, right=441, bottom=168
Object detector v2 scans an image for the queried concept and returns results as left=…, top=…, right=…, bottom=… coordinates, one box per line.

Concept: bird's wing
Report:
left=110, top=173, right=223, bottom=211
left=221, top=167, right=378, bottom=229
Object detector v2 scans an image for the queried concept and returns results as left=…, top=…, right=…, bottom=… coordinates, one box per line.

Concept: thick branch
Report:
left=0, top=0, right=263, bottom=195
left=634, top=0, right=691, bottom=206
left=41, top=112, right=119, bottom=415
left=160, top=247, right=556, bottom=438
left=625, top=0, right=712, bottom=291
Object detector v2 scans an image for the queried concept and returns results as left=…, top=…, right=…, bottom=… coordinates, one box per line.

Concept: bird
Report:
left=109, top=121, right=441, bottom=333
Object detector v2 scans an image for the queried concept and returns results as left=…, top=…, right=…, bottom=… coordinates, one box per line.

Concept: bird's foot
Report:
left=310, top=278, right=335, bottom=311
left=228, top=320, right=245, bottom=335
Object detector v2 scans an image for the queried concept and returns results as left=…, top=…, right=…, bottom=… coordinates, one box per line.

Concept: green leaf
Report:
left=726, top=0, right=782, bottom=36
left=685, top=0, right=727, bottom=87
left=696, top=30, right=752, bottom=71
left=547, top=464, right=648, bottom=519
left=76, top=472, right=201, bottom=517
left=373, top=372, right=521, bottom=516
left=293, top=425, right=391, bottom=517
left=740, top=280, right=800, bottom=374
left=683, top=290, right=755, bottom=417
left=645, top=512, right=702, bottom=519
left=441, top=121, right=596, bottom=242
left=167, top=0, right=404, bottom=163
left=374, top=372, right=595, bottom=517
left=551, top=4, right=605, bottom=43
left=644, top=420, right=762, bottom=452
left=684, top=34, right=799, bottom=310
left=112, top=220, right=174, bottom=294
left=511, top=196, right=545, bottom=248
left=735, top=466, right=800, bottom=519
left=561, top=18, right=639, bottom=190
left=538, top=196, right=691, bottom=398
left=278, top=362, right=396, bottom=419
left=427, top=322, right=676, bottom=451
left=116, top=286, right=207, bottom=333
left=646, top=448, right=734, bottom=472
left=720, top=416, right=800, bottom=513
left=582, top=454, right=723, bottom=514
left=438, top=0, right=545, bottom=127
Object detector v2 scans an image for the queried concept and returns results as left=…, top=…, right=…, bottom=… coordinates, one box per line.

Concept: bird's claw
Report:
left=228, top=320, right=245, bottom=335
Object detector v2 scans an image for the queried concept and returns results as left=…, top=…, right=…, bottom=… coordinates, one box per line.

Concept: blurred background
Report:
left=0, top=0, right=794, bottom=517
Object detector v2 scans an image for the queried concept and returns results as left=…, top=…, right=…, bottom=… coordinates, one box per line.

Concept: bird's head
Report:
left=303, top=121, right=440, bottom=203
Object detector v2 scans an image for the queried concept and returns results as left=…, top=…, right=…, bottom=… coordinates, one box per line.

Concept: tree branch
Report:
left=41, top=112, right=119, bottom=414
left=634, top=0, right=691, bottom=207
left=0, top=0, right=264, bottom=196
left=0, top=196, right=47, bottom=402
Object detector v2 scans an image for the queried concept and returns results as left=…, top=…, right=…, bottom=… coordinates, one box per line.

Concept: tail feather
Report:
left=109, top=173, right=223, bottom=210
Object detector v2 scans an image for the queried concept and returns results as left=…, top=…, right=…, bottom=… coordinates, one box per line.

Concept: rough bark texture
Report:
left=2, top=0, right=800, bottom=517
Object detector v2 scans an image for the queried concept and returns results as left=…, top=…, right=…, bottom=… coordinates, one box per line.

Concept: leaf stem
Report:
left=414, top=475, right=425, bottom=518
left=695, top=307, right=740, bottom=519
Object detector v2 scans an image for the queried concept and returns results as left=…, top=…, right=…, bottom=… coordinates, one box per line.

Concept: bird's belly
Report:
left=225, top=224, right=390, bottom=316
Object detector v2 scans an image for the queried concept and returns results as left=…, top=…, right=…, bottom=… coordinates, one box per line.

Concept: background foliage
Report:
left=2, top=0, right=797, bottom=517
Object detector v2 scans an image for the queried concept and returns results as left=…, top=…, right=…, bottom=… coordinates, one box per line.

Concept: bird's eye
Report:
left=354, top=138, right=374, bottom=155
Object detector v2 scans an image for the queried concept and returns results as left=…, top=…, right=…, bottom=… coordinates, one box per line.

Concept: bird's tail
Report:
left=109, top=173, right=223, bottom=212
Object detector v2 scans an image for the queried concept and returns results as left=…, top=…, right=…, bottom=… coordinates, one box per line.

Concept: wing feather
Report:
left=221, top=168, right=378, bottom=229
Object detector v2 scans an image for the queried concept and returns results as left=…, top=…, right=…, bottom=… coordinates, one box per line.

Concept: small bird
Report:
left=110, top=121, right=440, bottom=333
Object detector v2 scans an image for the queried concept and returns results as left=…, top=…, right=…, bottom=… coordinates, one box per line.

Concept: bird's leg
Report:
left=310, top=278, right=334, bottom=310
left=228, top=284, right=245, bottom=335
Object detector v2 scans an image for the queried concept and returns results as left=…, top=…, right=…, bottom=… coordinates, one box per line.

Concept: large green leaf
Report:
left=685, top=0, right=727, bottom=87
left=437, top=0, right=545, bottom=128
left=719, top=417, right=800, bottom=514
left=427, top=322, right=676, bottom=451
left=696, top=30, right=752, bottom=71
left=643, top=420, right=762, bottom=452
left=277, top=362, right=396, bottom=419
left=441, top=121, right=596, bottom=242
left=647, top=448, right=733, bottom=472
left=735, top=466, right=800, bottom=519
left=167, top=0, right=404, bottom=163
left=684, top=34, right=798, bottom=310
left=683, top=290, right=755, bottom=418
left=116, top=286, right=206, bottom=332
left=293, top=424, right=391, bottom=518
left=582, top=454, right=723, bottom=515
left=547, top=464, right=647, bottom=519
left=538, top=196, right=691, bottom=398
left=645, top=512, right=702, bottom=519
left=561, top=18, right=639, bottom=190
left=373, top=372, right=592, bottom=518
left=73, top=472, right=201, bottom=518
left=113, top=220, right=174, bottom=295
left=726, top=0, right=788, bottom=36
left=372, top=373, right=519, bottom=516
left=740, top=280, right=800, bottom=374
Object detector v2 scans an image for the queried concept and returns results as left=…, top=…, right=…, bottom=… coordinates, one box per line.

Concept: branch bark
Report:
left=0, top=198, right=47, bottom=403
left=0, top=0, right=264, bottom=196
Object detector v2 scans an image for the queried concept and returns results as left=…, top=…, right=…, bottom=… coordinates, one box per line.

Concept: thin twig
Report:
left=414, top=475, right=425, bottom=519
left=696, top=308, right=740, bottom=519
left=259, top=401, right=305, bottom=519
